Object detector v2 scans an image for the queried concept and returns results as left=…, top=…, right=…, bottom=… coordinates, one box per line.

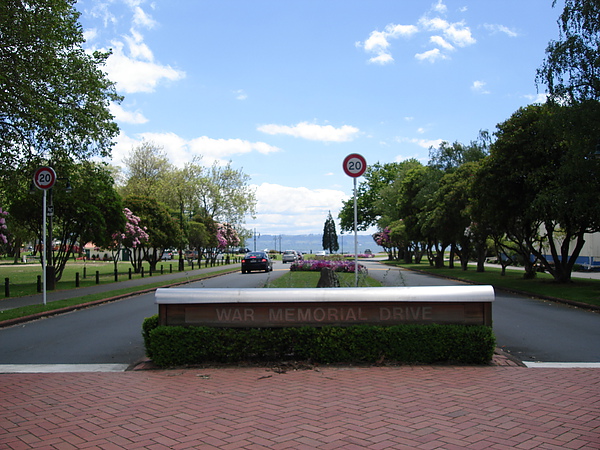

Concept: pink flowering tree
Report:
left=109, top=208, right=149, bottom=272
left=0, top=208, right=8, bottom=253
left=215, top=222, right=240, bottom=262
left=202, top=222, right=241, bottom=263
left=216, top=223, right=240, bottom=250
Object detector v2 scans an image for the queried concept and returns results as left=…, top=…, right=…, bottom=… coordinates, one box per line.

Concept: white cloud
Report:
left=233, top=89, right=248, bottom=100
left=483, top=23, right=518, bottom=38
left=103, top=40, right=185, bottom=94
left=109, top=103, right=148, bottom=124
left=444, top=22, right=476, bottom=47
left=524, top=92, right=548, bottom=104
left=432, top=0, right=448, bottom=14
left=84, top=1, right=185, bottom=94
left=360, top=2, right=476, bottom=64
left=189, top=136, right=280, bottom=161
left=258, top=122, right=360, bottom=142
left=247, top=183, right=347, bottom=234
left=430, top=35, right=454, bottom=51
left=123, top=29, right=153, bottom=61
left=415, top=48, right=447, bottom=62
left=132, top=5, right=157, bottom=28
left=357, top=23, right=418, bottom=65
left=396, top=136, right=444, bottom=149
left=471, top=80, right=491, bottom=94
left=420, top=17, right=475, bottom=47
left=109, top=132, right=281, bottom=168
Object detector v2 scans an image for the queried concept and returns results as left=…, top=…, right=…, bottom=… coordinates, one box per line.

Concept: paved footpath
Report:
left=1, top=364, right=599, bottom=449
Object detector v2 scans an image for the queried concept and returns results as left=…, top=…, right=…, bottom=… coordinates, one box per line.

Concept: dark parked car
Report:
left=241, top=251, right=273, bottom=273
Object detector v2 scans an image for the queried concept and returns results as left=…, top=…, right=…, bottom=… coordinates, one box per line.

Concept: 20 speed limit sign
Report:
left=33, top=166, right=56, bottom=190
left=343, top=153, right=367, bottom=178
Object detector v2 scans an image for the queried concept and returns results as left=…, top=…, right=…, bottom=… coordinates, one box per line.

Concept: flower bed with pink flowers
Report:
left=289, top=259, right=366, bottom=273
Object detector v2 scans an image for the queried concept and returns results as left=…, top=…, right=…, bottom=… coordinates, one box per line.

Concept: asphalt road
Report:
left=0, top=260, right=598, bottom=367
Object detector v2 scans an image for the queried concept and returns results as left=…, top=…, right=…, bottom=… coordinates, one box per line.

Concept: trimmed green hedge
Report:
left=142, top=315, right=495, bottom=367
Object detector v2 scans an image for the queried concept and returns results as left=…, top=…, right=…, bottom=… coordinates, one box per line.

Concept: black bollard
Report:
left=76, top=272, right=80, bottom=287
left=128, top=268, right=132, bottom=280
left=4, top=277, right=9, bottom=297
left=95, top=270, right=100, bottom=285
left=37, top=275, right=42, bottom=293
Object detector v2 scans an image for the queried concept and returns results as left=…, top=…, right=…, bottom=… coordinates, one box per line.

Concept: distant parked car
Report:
left=241, top=251, right=273, bottom=273
left=185, top=250, right=198, bottom=260
left=314, top=251, right=327, bottom=256
left=161, top=251, right=172, bottom=260
left=282, top=250, right=299, bottom=263
left=238, top=247, right=250, bottom=254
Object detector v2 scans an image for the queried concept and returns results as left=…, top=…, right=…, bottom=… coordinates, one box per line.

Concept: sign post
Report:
left=343, top=154, right=367, bottom=287
left=32, top=166, right=56, bottom=305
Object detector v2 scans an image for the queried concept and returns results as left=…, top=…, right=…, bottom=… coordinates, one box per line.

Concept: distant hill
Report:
left=244, top=233, right=384, bottom=255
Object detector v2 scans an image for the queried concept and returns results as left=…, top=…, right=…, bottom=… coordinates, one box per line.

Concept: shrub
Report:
left=142, top=315, right=495, bottom=367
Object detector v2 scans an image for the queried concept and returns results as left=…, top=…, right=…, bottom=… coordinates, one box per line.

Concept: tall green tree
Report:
left=123, top=195, right=182, bottom=272
left=0, top=0, right=121, bottom=172
left=6, top=161, right=125, bottom=283
left=537, top=0, right=600, bottom=103
left=474, top=102, right=600, bottom=282
left=322, top=211, right=339, bottom=253
left=121, top=142, right=173, bottom=199
left=339, top=161, right=418, bottom=232
left=198, top=161, right=256, bottom=225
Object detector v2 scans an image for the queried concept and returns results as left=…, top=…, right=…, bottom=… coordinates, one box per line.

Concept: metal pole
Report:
left=42, top=189, right=47, bottom=305
left=353, top=177, right=358, bottom=287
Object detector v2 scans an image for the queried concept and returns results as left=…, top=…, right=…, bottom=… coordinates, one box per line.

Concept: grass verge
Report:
left=0, top=259, right=233, bottom=297
left=0, top=268, right=236, bottom=324
left=384, top=262, right=600, bottom=309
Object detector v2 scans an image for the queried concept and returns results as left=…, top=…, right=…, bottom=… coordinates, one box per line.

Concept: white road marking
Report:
left=523, top=361, right=600, bottom=368
left=0, top=364, right=129, bottom=373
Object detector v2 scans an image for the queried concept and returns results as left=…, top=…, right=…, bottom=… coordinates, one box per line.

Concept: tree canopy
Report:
left=537, top=0, right=600, bottom=102
left=5, top=161, right=125, bottom=282
left=0, top=0, right=121, bottom=172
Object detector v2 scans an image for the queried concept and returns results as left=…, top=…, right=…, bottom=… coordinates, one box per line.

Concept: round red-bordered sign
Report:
left=343, top=153, right=367, bottom=178
left=33, top=166, right=56, bottom=190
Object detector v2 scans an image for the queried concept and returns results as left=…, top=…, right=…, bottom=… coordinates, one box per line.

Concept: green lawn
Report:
left=0, top=267, right=237, bottom=322
left=383, top=262, right=600, bottom=308
left=0, top=258, right=232, bottom=298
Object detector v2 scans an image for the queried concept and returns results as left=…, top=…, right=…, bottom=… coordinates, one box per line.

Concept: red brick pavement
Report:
left=1, top=366, right=599, bottom=449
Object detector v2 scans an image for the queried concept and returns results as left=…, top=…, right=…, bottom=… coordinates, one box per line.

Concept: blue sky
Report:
left=78, top=0, right=561, bottom=236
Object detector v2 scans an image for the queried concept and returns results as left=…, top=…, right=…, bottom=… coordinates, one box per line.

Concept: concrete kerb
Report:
left=0, top=267, right=239, bottom=329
